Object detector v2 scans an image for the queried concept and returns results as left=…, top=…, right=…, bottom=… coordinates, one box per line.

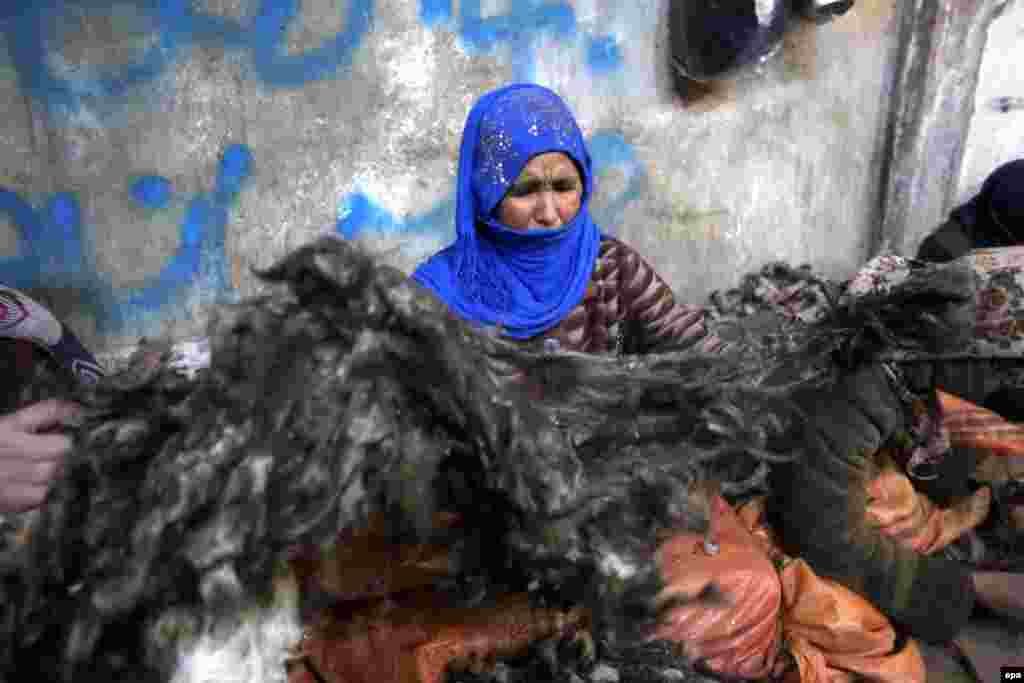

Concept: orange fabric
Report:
left=864, top=463, right=991, bottom=555
left=291, top=497, right=929, bottom=683
left=291, top=591, right=585, bottom=683
left=939, top=390, right=1024, bottom=457
left=939, top=390, right=1024, bottom=482
left=779, top=559, right=926, bottom=683
left=1011, top=506, right=1024, bottom=532
left=737, top=498, right=926, bottom=683
left=934, top=391, right=1024, bottom=528
left=288, top=513, right=586, bottom=683
left=295, top=498, right=786, bottom=683
left=652, top=495, right=783, bottom=679
left=289, top=513, right=459, bottom=602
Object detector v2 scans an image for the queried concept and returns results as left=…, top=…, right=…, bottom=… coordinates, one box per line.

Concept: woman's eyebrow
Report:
left=509, top=165, right=581, bottom=190
left=514, top=169, right=578, bottom=182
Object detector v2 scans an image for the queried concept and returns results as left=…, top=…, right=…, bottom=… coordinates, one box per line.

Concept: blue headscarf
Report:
left=412, top=84, right=601, bottom=339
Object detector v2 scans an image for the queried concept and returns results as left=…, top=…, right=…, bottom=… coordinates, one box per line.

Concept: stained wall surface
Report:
left=0, top=1, right=972, bottom=354
left=958, top=0, right=1024, bottom=208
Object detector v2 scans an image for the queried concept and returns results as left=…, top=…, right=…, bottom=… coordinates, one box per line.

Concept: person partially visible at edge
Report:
left=916, top=159, right=1024, bottom=421
left=0, top=400, right=79, bottom=513
left=0, top=286, right=99, bottom=513
left=412, top=83, right=718, bottom=355
left=918, top=159, right=1024, bottom=263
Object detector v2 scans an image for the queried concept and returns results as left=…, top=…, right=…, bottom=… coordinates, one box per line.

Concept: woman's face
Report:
left=496, top=152, right=583, bottom=231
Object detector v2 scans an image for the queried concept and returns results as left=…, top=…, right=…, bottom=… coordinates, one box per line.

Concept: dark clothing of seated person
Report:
left=917, top=160, right=1024, bottom=422
left=412, top=84, right=715, bottom=355
left=918, top=160, right=1024, bottom=263
left=772, top=297, right=1024, bottom=645
left=773, top=364, right=976, bottom=644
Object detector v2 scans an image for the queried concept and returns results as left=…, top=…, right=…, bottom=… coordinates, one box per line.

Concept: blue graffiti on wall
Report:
left=2, top=0, right=623, bottom=124
left=336, top=130, right=645, bottom=246
left=419, top=0, right=624, bottom=79
left=586, top=35, right=625, bottom=74
left=337, top=193, right=455, bottom=243
left=0, top=128, right=644, bottom=336
left=0, top=0, right=632, bottom=337
left=0, top=144, right=252, bottom=336
left=1, top=0, right=374, bottom=123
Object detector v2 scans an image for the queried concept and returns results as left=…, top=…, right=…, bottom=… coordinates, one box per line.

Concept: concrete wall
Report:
left=958, top=0, right=1024, bottom=206
left=878, top=0, right=1010, bottom=256
left=0, top=1, right=991, bottom=356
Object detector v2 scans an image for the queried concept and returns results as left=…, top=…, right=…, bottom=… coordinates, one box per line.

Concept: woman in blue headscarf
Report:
left=413, top=83, right=716, bottom=355
left=408, top=85, right=1024, bottom=674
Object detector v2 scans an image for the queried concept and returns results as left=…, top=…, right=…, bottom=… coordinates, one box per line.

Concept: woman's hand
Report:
left=0, top=400, right=79, bottom=513
left=971, top=570, right=1024, bottom=622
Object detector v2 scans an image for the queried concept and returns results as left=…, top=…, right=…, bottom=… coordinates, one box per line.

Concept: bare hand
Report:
left=971, top=570, right=1024, bottom=623
left=0, top=400, right=80, bottom=513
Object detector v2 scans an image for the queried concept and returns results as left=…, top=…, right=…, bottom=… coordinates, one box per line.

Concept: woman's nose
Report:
left=535, top=191, right=560, bottom=227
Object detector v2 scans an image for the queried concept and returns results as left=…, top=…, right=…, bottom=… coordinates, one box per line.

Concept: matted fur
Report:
left=0, top=239, right=976, bottom=681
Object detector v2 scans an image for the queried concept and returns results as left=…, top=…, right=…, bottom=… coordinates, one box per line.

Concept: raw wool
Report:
left=443, top=634, right=722, bottom=683
left=169, top=576, right=302, bottom=683
left=705, top=253, right=979, bottom=371
left=0, top=238, right=980, bottom=681
left=444, top=632, right=721, bottom=683
left=0, top=238, right=799, bottom=681
left=705, top=260, right=838, bottom=322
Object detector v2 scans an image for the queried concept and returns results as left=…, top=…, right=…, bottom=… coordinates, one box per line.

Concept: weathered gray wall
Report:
left=0, top=1, right=997, bottom=357
left=878, top=0, right=1010, bottom=256
left=958, top=0, right=1024, bottom=207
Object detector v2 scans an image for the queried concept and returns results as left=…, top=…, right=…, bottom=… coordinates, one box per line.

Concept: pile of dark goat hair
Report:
left=446, top=634, right=721, bottom=683
left=437, top=256, right=980, bottom=683
left=707, top=260, right=836, bottom=320
left=0, top=239, right=977, bottom=682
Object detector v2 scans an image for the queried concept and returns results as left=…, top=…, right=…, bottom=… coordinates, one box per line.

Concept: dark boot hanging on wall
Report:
left=668, top=0, right=857, bottom=103
left=668, top=0, right=789, bottom=84
left=793, top=0, right=856, bottom=24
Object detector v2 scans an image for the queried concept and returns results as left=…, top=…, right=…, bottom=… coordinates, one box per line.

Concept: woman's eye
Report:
left=508, top=182, right=538, bottom=197
left=507, top=178, right=577, bottom=198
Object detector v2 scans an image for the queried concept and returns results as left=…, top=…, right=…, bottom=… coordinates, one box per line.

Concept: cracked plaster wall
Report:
left=958, top=0, right=1024, bottom=208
